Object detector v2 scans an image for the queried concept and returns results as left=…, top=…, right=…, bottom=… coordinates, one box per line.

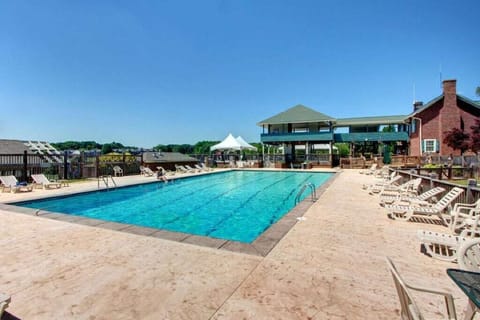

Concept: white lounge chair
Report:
left=113, top=165, right=123, bottom=177
left=360, top=163, right=377, bottom=175
left=385, top=257, right=457, bottom=320
left=31, top=174, right=62, bottom=189
left=373, top=177, right=421, bottom=196
left=457, top=238, right=480, bottom=272
left=157, top=166, right=175, bottom=176
left=0, top=292, right=11, bottom=319
left=417, top=230, right=469, bottom=262
left=365, top=175, right=402, bottom=194
left=184, top=165, right=199, bottom=173
left=140, top=166, right=155, bottom=176
left=380, top=186, right=445, bottom=206
left=0, top=175, right=33, bottom=193
left=386, top=187, right=464, bottom=222
left=175, top=165, right=194, bottom=173
left=448, top=200, right=480, bottom=234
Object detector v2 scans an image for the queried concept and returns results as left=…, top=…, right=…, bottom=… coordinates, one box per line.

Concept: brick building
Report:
left=407, top=80, right=480, bottom=156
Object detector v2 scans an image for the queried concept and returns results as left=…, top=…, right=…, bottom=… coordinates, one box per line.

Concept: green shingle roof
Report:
left=257, top=104, right=334, bottom=126
left=335, top=115, right=408, bottom=127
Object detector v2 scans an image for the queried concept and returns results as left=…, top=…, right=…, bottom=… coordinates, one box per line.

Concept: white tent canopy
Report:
left=210, top=134, right=257, bottom=152
left=210, top=134, right=243, bottom=151
left=235, top=136, right=257, bottom=151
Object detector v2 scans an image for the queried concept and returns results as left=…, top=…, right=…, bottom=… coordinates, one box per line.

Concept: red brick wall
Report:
left=409, top=99, right=442, bottom=156
left=410, top=80, right=480, bottom=156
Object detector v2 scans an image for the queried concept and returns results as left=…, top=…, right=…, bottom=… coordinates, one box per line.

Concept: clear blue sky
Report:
left=1, top=0, right=479, bottom=148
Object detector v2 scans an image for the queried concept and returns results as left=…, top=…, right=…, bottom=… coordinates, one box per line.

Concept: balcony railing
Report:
left=261, top=132, right=333, bottom=143
left=261, top=131, right=409, bottom=143
left=333, top=131, right=409, bottom=142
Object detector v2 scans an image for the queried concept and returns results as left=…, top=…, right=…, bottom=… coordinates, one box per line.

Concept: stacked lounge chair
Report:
left=379, top=186, right=445, bottom=206
left=386, top=187, right=464, bottom=222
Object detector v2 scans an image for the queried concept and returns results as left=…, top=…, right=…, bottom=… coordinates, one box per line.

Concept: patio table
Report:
left=447, top=268, right=480, bottom=320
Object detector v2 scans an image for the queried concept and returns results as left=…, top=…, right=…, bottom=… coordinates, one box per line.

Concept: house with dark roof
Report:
left=142, top=152, right=199, bottom=171
left=257, top=79, right=479, bottom=167
left=406, top=79, right=480, bottom=156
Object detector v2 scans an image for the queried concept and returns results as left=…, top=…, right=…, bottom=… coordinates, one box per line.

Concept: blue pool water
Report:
left=15, top=170, right=333, bottom=243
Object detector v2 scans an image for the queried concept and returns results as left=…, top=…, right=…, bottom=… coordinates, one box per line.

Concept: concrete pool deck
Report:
left=0, top=169, right=470, bottom=319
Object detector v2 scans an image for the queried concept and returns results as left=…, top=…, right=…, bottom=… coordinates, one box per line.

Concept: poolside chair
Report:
left=380, top=186, right=445, bottom=206
left=0, top=175, right=33, bottom=193
left=417, top=230, right=469, bottom=262
left=360, top=163, right=377, bottom=175
left=175, top=165, right=194, bottom=173
left=139, top=166, right=155, bottom=177
left=157, top=166, right=175, bottom=176
left=385, top=257, right=457, bottom=320
left=184, top=165, right=199, bottom=173
left=194, top=164, right=206, bottom=172
left=365, top=175, right=402, bottom=194
left=386, top=187, right=464, bottom=222
left=113, top=165, right=123, bottom=177
left=372, top=177, right=421, bottom=196
left=0, top=293, right=11, bottom=319
left=31, top=174, right=62, bottom=189
left=448, top=200, right=480, bottom=234
left=457, top=238, right=480, bottom=272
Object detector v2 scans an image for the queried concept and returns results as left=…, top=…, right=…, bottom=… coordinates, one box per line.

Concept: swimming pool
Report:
left=15, top=170, right=333, bottom=243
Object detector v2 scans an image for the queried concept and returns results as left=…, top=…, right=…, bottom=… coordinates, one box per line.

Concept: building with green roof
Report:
left=258, top=79, right=480, bottom=168
left=258, top=104, right=410, bottom=167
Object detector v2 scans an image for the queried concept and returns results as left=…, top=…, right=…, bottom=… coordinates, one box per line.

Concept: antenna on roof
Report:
left=439, top=63, right=443, bottom=88
left=413, top=82, right=416, bottom=104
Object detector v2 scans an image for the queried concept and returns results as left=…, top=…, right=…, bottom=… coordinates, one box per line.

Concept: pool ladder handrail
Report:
left=98, top=175, right=117, bottom=190
left=294, top=182, right=317, bottom=205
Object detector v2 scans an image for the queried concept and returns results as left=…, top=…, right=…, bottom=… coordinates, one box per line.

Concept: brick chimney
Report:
left=440, top=79, right=460, bottom=154
left=443, top=79, right=457, bottom=98
left=413, top=101, right=423, bottom=111
left=442, top=79, right=458, bottom=113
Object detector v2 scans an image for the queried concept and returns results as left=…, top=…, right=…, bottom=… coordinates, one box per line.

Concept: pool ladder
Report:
left=98, top=175, right=117, bottom=190
left=294, top=182, right=317, bottom=205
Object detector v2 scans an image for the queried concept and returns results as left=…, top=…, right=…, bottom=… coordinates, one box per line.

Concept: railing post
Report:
left=95, top=153, right=99, bottom=178
left=467, top=179, right=476, bottom=203
left=122, top=152, right=126, bottom=175
left=80, top=151, right=85, bottom=179
left=63, top=151, right=68, bottom=180
left=22, top=150, right=28, bottom=182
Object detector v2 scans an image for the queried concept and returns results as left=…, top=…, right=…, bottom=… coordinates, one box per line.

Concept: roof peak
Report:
left=257, top=104, right=334, bottom=126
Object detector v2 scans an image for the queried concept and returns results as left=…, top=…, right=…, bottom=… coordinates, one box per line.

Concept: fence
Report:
left=0, top=151, right=144, bottom=182
left=396, top=168, right=480, bottom=207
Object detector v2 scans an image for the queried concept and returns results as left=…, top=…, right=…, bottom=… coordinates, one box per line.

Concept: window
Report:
left=423, top=139, right=438, bottom=153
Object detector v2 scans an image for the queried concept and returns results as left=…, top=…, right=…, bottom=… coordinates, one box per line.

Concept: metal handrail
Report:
left=295, top=182, right=317, bottom=205
left=98, top=175, right=117, bottom=190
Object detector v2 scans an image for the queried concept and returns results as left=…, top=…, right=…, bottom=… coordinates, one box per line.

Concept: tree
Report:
left=443, top=128, right=470, bottom=154
left=476, top=86, right=480, bottom=97
left=471, top=120, right=480, bottom=153
left=101, top=144, right=114, bottom=154
left=193, top=141, right=218, bottom=154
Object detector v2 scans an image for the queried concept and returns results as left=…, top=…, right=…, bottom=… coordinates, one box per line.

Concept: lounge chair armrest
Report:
left=453, top=201, right=478, bottom=212
left=405, top=283, right=457, bottom=319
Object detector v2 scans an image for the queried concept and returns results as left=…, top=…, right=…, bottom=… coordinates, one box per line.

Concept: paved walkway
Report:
left=0, top=170, right=470, bottom=319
